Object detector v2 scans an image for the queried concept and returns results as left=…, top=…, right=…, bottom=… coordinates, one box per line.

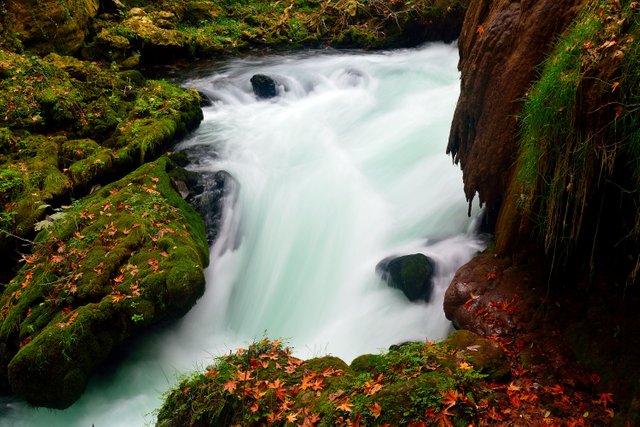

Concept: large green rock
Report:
left=1, top=0, right=100, bottom=54
left=0, top=158, right=209, bottom=408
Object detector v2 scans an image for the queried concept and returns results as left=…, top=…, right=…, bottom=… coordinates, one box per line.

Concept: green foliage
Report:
left=90, top=0, right=467, bottom=61
left=0, top=49, right=202, bottom=252
left=0, top=157, right=208, bottom=408
left=155, top=335, right=503, bottom=426
left=515, top=0, right=640, bottom=280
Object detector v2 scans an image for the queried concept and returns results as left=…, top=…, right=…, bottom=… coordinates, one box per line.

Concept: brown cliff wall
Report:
left=447, top=0, right=585, bottom=213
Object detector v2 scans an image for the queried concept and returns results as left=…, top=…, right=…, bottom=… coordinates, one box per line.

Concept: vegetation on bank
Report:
left=0, top=0, right=467, bottom=65
left=156, top=335, right=614, bottom=426
left=0, top=48, right=203, bottom=264
left=515, top=0, right=640, bottom=282
left=0, top=23, right=205, bottom=407
left=0, top=157, right=208, bottom=408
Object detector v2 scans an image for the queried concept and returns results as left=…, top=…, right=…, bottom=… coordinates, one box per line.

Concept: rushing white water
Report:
left=0, top=43, right=483, bottom=427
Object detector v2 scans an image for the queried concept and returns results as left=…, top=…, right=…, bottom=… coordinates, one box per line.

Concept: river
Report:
left=0, top=42, right=482, bottom=427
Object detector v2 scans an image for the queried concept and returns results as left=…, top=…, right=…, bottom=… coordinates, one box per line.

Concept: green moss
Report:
left=89, top=0, right=466, bottom=61
left=155, top=336, right=501, bottom=426
left=0, top=157, right=208, bottom=408
left=0, top=49, right=202, bottom=254
left=514, top=0, right=640, bottom=279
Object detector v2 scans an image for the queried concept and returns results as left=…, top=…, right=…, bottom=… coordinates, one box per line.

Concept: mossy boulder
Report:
left=155, top=337, right=508, bottom=426
left=1, top=0, right=100, bottom=54
left=0, top=157, right=208, bottom=408
left=376, top=253, right=435, bottom=302
left=0, top=49, right=202, bottom=275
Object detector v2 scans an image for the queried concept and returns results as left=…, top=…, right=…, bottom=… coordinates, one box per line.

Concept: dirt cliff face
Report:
left=447, top=0, right=585, bottom=212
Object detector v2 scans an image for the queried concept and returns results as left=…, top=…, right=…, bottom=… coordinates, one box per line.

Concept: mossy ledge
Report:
left=0, top=48, right=203, bottom=275
left=155, top=334, right=614, bottom=426
left=0, top=157, right=208, bottom=409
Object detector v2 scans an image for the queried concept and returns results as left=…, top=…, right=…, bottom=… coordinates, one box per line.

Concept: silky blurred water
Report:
left=0, top=43, right=483, bottom=427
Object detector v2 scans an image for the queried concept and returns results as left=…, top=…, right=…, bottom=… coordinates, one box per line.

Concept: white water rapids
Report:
left=0, top=43, right=483, bottom=426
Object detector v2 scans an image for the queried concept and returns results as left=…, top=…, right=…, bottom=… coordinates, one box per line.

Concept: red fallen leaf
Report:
left=301, top=373, right=316, bottom=390
left=328, top=390, right=345, bottom=402
left=611, top=81, right=620, bottom=92
left=548, top=384, right=564, bottom=395
left=487, top=272, right=497, bottom=280
left=367, top=401, right=382, bottom=419
left=441, top=389, right=459, bottom=408
left=335, top=399, right=353, bottom=412
left=596, top=393, right=614, bottom=408
left=26, top=307, right=32, bottom=318
left=223, top=380, right=237, bottom=393
left=311, top=377, right=324, bottom=391
left=113, top=274, right=125, bottom=284
left=51, top=255, right=65, bottom=264
left=301, top=413, right=321, bottom=426
left=476, top=24, right=485, bottom=34
left=250, top=402, right=260, bottom=413
left=151, top=177, right=160, bottom=183
left=286, top=411, right=299, bottom=423
left=236, top=370, right=254, bottom=382
left=20, top=336, right=31, bottom=348
left=66, top=311, right=79, bottom=326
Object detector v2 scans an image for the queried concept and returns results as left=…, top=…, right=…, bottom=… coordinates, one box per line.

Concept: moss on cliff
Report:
left=515, top=0, right=640, bottom=281
left=0, top=157, right=208, bottom=408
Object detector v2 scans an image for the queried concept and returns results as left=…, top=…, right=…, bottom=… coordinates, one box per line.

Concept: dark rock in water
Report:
left=251, top=74, right=278, bottom=99
left=197, top=90, right=213, bottom=107
left=376, top=253, right=435, bottom=302
left=189, top=170, right=237, bottom=245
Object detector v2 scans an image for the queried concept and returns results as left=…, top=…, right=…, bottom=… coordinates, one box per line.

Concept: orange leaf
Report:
left=223, top=380, right=237, bottom=394
left=336, top=399, right=353, bottom=413
left=66, top=311, right=79, bottom=327
left=596, top=393, right=614, bottom=408
left=367, top=401, right=382, bottom=419
left=441, top=389, right=459, bottom=408
left=476, top=24, right=485, bottom=35
left=113, top=274, right=125, bottom=284
left=301, top=373, right=315, bottom=390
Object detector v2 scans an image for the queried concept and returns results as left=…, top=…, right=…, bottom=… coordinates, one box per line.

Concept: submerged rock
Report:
left=376, top=254, right=435, bottom=302
left=250, top=74, right=279, bottom=99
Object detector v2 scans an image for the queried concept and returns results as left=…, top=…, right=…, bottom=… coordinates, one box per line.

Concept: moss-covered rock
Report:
left=87, top=0, right=468, bottom=64
left=0, top=157, right=208, bottom=408
left=0, top=0, right=100, bottom=54
left=155, top=336, right=510, bottom=426
left=0, top=48, right=202, bottom=275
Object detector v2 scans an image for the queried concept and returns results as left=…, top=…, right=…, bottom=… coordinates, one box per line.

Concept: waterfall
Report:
left=0, top=43, right=483, bottom=427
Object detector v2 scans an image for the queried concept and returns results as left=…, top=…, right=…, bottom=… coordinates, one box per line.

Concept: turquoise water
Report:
left=0, top=43, right=482, bottom=427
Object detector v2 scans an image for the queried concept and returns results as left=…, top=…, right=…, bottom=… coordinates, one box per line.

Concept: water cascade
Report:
left=0, top=43, right=483, bottom=427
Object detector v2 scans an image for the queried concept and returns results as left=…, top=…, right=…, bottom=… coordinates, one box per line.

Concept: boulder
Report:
left=376, top=254, right=435, bottom=302
left=250, top=74, right=278, bottom=99
left=2, top=0, right=100, bottom=54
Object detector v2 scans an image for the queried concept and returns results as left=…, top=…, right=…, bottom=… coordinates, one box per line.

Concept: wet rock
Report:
left=190, top=170, right=237, bottom=245
left=376, top=254, right=435, bottom=302
left=250, top=74, right=278, bottom=99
